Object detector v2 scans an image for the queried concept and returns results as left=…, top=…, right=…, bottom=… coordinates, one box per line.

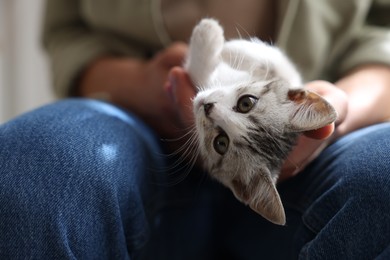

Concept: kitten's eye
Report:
left=236, top=95, right=258, bottom=113
left=213, top=133, right=229, bottom=155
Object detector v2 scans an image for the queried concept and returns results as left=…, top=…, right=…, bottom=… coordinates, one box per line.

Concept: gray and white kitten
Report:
left=184, top=19, right=337, bottom=225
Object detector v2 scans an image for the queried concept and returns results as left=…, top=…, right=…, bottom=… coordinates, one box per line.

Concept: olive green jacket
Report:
left=42, top=0, right=390, bottom=97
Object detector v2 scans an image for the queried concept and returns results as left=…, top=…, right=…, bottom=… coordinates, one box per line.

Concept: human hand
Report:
left=137, top=43, right=191, bottom=139
left=164, top=66, right=196, bottom=129
left=78, top=42, right=189, bottom=139
left=161, top=66, right=198, bottom=155
left=279, top=81, right=348, bottom=181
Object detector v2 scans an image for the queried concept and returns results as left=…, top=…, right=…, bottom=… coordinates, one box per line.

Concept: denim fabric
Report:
left=281, top=123, right=390, bottom=259
left=0, top=99, right=164, bottom=259
left=0, top=99, right=389, bottom=259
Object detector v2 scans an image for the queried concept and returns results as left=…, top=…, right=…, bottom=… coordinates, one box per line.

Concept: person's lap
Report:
left=288, top=122, right=390, bottom=259
left=146, top=117, right=390, bottom=259
left=1, top=99, right=389, bottom=259
left=0, top=99, right=165, bottom=259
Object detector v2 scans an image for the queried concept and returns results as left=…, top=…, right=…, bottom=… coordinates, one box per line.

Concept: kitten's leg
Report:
left=185, top=19, right=225, bottom=89
left=221, top=39, right=302, bottom=86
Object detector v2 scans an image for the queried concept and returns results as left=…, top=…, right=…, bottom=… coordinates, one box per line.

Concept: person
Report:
left=1, top=0, right=390, bottom=259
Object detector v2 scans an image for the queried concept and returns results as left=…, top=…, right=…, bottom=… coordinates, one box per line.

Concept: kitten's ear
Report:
left=231, top=171, right=286, bottom=225
left=287, top=89, right=337, bottom=131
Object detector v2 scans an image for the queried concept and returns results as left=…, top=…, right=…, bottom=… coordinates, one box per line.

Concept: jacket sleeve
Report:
left=42, top=0, right=146, bottom=97
left=336, top=0, right=390, bottom=78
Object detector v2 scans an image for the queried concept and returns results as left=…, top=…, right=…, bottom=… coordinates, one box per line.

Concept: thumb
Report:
left=160, top=42, right=189, bottom=68
left=304, top=123, right=335, bottom=140
left=166, top=67, right=196, bottom=127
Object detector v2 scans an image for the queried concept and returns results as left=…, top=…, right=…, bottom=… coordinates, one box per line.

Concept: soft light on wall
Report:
left=0, top=0, right=55, bottom=124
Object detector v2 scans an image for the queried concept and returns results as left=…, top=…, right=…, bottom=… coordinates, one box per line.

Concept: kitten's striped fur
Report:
left=185, top=19, right=337, bottom=225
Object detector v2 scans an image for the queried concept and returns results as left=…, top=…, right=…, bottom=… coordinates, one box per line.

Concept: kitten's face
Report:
left=193, top=80, right=337, bottom=225
left=194, top=80, right=291, bottom=175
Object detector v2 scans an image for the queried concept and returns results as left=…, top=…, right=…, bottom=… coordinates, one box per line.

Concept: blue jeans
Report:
left=0, top=99, right=389, bottom=259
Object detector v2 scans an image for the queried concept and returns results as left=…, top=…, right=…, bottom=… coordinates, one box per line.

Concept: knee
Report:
left=336, top=125, right=390, bottom=208
left=0, top=99, right=164, bottom=193
left=0, top=99, right=162, bottom=256
left=306, top=124, right=390, bottom=222
left=300, top=127, right=390, bottom=258
left=343, top=160, right=390, bottom=208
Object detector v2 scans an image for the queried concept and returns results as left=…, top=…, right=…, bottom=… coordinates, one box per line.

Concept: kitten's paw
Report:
left=190, top=18, right=224, bottom=57
left=186, top=18, right=225, bottom=87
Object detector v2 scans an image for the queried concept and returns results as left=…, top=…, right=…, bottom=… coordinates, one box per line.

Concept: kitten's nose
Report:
left=203, top=103, right=214, bottom=116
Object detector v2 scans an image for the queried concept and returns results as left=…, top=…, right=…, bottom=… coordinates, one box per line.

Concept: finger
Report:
left=304, top=80, right=335, bottom=95
left=279, top=136, right=328, bottom=181
left=305, top=80, right=348, bottom=125
left=165, top=67, right=196, bottom=127
left=160, top=42, right=189, bottom=68
left=173, top=67, right=196, bottom=122
left=303, top=123, right=335, bottom=140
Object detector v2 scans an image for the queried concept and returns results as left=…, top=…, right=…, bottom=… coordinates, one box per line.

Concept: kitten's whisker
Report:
left=171, top=131, right=198, bottom=164
left=234, top=53, right=240, bottom=70
left=228, top=50, right=244, bottom=72
left=196, top=83, right=207, bottom=92
left=235, top=27, right=243, bottom=40
left=151, top=136, right=198, bottom=177
left=163, top=128, right=198, bottom=159
left=160, top=132, right=196, bottom=160
left=230, top=50, right=238, bottom=71
left=155, top=134, right=197, bottom=179
left=161, top=127, right=196, bottom=143
left=229, top=49, right=240, bottom=71
left=237, top=53, right=245, bottom=71
left=234, top=22, right=252, bottom=39
left=162, top=141, right=201, bottom=186
left=174, top=134, right=198, bottom=165
left=146, top=129, right=199, bottom=182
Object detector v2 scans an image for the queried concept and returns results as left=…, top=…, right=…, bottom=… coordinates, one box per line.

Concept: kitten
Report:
left=184, top=19, right=337, bottom=225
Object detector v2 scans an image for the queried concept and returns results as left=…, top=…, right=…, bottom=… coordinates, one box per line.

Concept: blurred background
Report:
left=0, top=0, right=55, bottom=124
